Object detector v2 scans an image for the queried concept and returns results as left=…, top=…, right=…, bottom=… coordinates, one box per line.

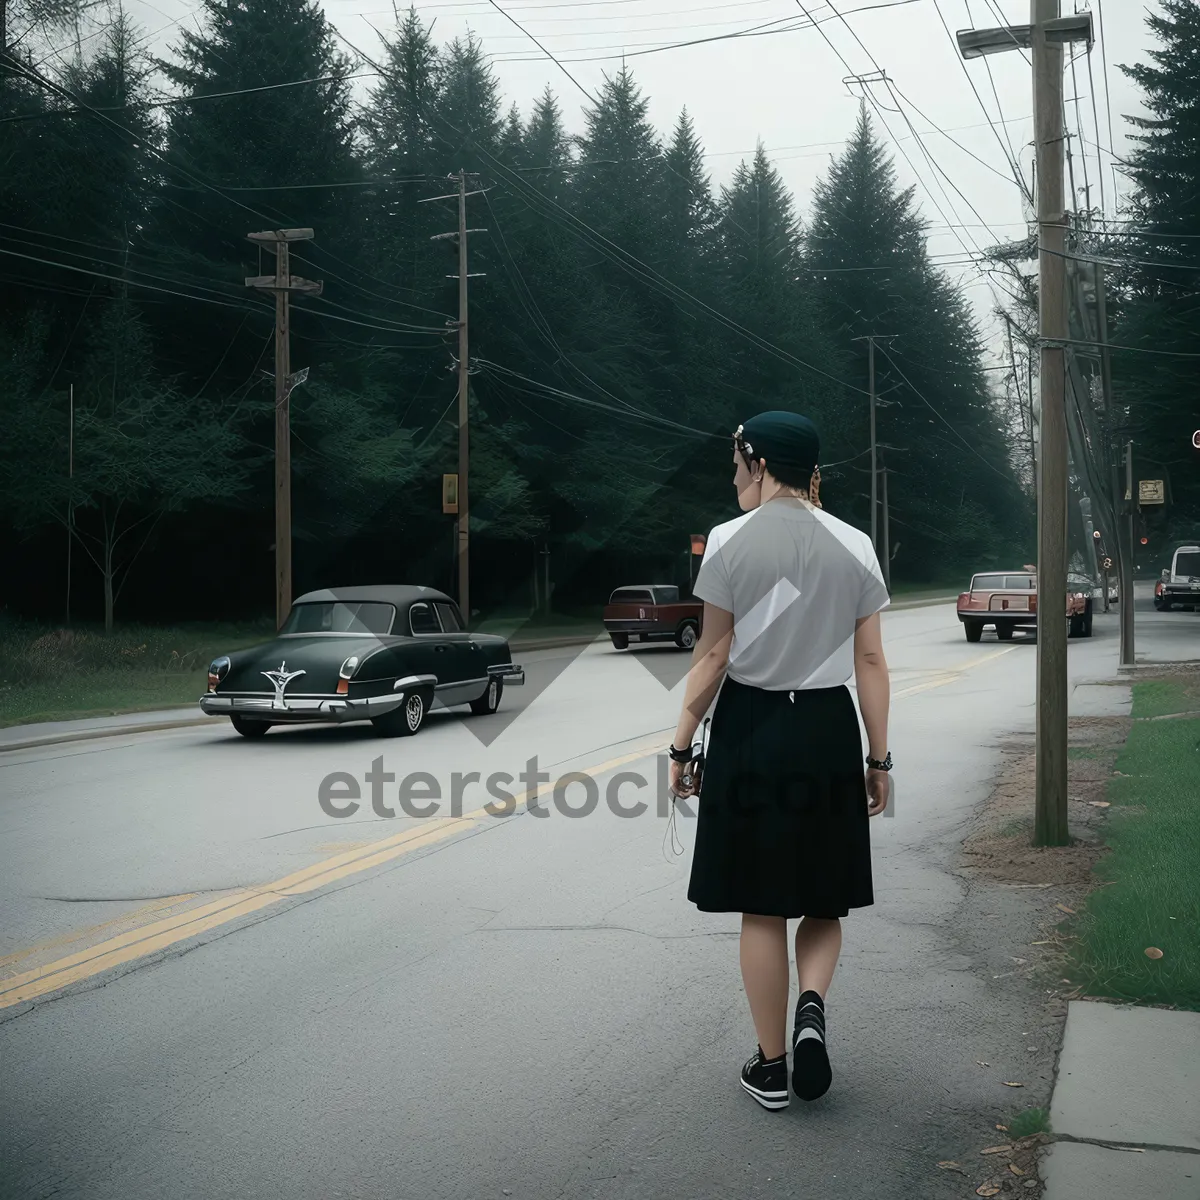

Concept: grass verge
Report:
left=1005, top=1107, right=1051, bottom=1139
left=1070, top=676, right=1200, bottom=1008
left=0, top=617, right=272, bottom=727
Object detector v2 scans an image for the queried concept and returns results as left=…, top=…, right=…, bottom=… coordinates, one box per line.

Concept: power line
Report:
left=477, top=359, right=719, bottom=437
left=485, top=0, right=922, bottom=64
left=793, top=1, right=991, bottom=267
left=337, top=25, right=874, bottom=395
left=481, top=0, right=597, bottom=103
left=935, top=1, right=1031, bottom=199
left=875, top=341, right=1016, bottom=482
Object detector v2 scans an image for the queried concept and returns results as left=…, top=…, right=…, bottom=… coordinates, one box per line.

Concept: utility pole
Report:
left=880, top=459, right=891, bottom=592
left=1095, top=263, right=1134, bottom=663
left=957, top=2, right=1093, bottom=848
left=428, top=173, right=486, bottom=625
left=1122, top=440, right=1135, bottom=665
left=852, top=334, right=885, bottom=551
left=456, top=170, right=470, bottom=625
left=869, top=336, right=878, bottom=551
left=1031, top=0, right=1070, bottom=848
left=246, top=228, right=322, bottom=629
left=66, top=383, right=73, bottom=625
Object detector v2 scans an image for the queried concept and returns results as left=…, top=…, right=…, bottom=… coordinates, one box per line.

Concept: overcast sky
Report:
left=115, top=0, right=1160, bottom=362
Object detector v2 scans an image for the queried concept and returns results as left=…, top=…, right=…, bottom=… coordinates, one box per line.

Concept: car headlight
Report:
left=208, top=655, right=231, bottom=692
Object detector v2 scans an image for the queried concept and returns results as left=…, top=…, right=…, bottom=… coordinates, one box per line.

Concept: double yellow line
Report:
left=2, top=648, right=1017, bottom=1011
left=0, top=741, right=660, bottom=1010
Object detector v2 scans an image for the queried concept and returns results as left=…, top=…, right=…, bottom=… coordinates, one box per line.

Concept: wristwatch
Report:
left=668, top=743, right=694, bottom=763
left=866, top=752, right=893, bottom=772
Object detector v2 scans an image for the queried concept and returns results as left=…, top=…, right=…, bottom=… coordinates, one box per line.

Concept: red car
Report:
left=956, top=569, right=1093, bottom=642
left=603, top=585, right=702, bottom=650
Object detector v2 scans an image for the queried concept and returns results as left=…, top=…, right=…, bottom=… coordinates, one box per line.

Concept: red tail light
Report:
left=336, top=678, right=349, bottom=695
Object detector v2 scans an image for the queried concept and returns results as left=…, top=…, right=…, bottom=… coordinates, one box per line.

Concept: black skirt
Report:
left=687, top=678, right=873, bottom=919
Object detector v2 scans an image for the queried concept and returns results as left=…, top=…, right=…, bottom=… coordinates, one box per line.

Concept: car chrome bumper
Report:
left=199, top=693, right=407, bottom=722
left=487, top=663, right=525, bottom=685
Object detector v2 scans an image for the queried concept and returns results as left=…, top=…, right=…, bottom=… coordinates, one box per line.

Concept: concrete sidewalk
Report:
left=1043, top=1001, right=1200, bottom=1199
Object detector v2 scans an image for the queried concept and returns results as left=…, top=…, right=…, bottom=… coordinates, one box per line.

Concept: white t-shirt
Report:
left=692, top=498, right=889, bottom=691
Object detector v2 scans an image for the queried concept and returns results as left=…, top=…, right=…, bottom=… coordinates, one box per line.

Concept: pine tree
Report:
left=808, top=105, right=1026, bottom=572
left=435, top=33, right=501, bottom=171
left=1115, top=0, right=1200, bottom=534
left=574, top=67, right=666, bottom=259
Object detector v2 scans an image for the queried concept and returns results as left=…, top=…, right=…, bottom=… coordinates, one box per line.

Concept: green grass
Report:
left=1131, top=677, right=1200, bottom=719
left=1070, top=678, right=1200, bottom=1008
left=473, top=610, right=601, bottom=638
left=1006, top=1107, right=1051, bottom=1138
left=889, top=580, right=963, bottom=601
left=0, top=617, right=272, bottom=727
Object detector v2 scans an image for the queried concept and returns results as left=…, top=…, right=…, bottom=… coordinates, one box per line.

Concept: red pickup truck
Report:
left=603, top=585, right=702, bottom=650
left=956, top=570, right=1093, bottom=642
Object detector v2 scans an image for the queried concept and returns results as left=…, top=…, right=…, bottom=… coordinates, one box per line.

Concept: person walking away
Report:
left=667, top=411, right=892, bottom=1109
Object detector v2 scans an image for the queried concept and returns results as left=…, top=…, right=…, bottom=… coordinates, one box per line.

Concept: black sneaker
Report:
left=740, top=1047, right=790, bottom=1110
left=791, top=992, right=832, bottom=1101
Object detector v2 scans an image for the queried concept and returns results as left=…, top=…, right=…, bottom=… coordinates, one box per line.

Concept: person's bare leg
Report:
left=790, top=916, right=842, bottom=1100
left=794, top=916, right=842, bottom=996
left=740, top=913, right=789, bottom=1059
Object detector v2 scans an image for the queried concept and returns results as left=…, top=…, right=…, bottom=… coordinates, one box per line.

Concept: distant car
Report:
left=956, top=570, right=1093, bottom=642
left=1155, top=544, right=1200, bottom=611
left=200, top=586, right=524, bottom=738
left=603, top=584, right=703, bottom=650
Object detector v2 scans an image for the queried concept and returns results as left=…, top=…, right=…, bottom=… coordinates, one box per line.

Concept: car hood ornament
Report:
left=261, top=661, right=306, bottom=708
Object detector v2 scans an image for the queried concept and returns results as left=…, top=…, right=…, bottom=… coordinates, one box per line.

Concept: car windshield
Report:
left=1174, top=551, right=1200, bottom=578
left=654, top=586, right=680, bottom=602
left=280, top=601, right=395, bottom=635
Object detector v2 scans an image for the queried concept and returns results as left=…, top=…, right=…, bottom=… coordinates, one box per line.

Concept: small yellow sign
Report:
left=442, top=473, right=459, bottom=514
left=1138, top=478, right=1165, bottom=505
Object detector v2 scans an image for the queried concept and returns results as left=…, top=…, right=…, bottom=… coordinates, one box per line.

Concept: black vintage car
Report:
left=199, top=585, right=524, bottom=738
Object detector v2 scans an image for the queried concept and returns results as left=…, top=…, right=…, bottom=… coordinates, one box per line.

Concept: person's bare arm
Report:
left=854, top=611, right=891, bottom=816
left=668, top=604, right=733, bottom=797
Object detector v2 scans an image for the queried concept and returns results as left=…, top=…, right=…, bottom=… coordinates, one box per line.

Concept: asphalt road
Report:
left=0, top=596, right=1193, bottom=1200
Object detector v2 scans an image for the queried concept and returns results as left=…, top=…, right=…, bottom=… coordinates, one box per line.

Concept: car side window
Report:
left=1005, top=575, right=1035, bottom=590
left=434, top=601, right=463, bottom=632
left=409, top=603, right=440, bottom=635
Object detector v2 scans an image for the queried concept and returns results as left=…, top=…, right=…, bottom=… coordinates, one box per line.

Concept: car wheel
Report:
left=469, top=677, right=503, bottom=715
left=675, top=621, right=699, bottom=651
left=996, top=624, right=1014, bottom=641
left=230, top=714, right=270, bottom=738
left=609, top=633, right=629, bottom=650
left=965, top=620, right=983, bottom=643
left=373, top=691, right=426, bottom=737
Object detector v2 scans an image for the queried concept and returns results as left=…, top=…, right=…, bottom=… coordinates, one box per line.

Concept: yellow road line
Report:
left=2, top=666, right=1010, bottom=1008
left=892, top=646, right=1017, bottom=699
left=0, top=742, right=663, bottom=1009
left=0, top=893, right=197, bottom=972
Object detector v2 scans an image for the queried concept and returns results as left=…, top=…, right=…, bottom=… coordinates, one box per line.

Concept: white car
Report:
left=1155, top=544, right=1200, bottom=611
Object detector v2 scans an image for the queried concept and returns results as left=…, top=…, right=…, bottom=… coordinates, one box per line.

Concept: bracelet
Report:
left=866, top=752, right=893, bottom=772
left=668, top=743, right=694, bottom=763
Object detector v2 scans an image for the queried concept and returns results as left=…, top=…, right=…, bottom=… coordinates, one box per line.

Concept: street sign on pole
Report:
left=1138, top=479, right=1165, bottom=505
left=442, top=473, right=459, bottom=514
